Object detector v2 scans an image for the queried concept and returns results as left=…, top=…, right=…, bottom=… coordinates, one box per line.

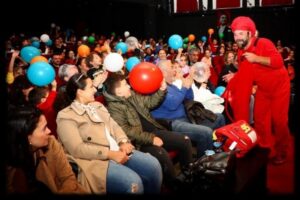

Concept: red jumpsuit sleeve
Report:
left=256, top=38, right=284, bottom=69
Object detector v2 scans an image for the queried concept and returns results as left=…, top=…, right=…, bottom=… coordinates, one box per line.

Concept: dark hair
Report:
left=53, top=73, right=88, bottom=112
left=28, top=87, right=48, bottom=105
left=6, top=106, right=43, bottom=181
left=8, top=75, right=33, bottom=106
left=104, top=73, right=127, bottom=95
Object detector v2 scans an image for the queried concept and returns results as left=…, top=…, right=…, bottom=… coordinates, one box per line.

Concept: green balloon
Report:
left=88, top=36, right=95, bottom=44
left=183, top=43, right=188, bottom=49
left=219, top=33, right=224, bottom=39
left=183, top=37, right=189, bottom=43
left=111, top=32, right=116, bottom=36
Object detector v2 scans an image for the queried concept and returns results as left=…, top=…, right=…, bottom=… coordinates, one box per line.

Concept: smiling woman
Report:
left=6, top=106, right=86, bottom=194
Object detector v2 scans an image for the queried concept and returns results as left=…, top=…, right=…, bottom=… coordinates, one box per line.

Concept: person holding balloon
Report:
left=151, top=60, right=214, bottom=158
left=103, top=72, right=196, bottom=190
left=56, top=73, right=162, bottom=194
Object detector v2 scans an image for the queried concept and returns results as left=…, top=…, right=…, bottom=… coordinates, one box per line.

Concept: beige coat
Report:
left=56, top=101, right=129, bottom=194
left=6, top=136, right=86, bottom=194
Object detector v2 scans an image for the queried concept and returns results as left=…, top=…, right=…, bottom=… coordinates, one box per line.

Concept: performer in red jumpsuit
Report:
left=225, top=16, right=290, bottom=165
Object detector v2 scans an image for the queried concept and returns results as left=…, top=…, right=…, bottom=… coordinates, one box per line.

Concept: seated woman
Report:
left=6, top=106, right=86, bottom=194
left=56, top=73, right=162, bottom=194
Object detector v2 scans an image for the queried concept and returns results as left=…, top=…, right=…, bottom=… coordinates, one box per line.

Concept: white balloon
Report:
left=40, top=34, right=50, bottom=43
left=56, top=26, right=61, bottom=31
left=103, top=53, right=124, bottom=72
left=82, top=36, right=88, bottom=41
left=51, top=23, right=56, bottom=28
left=124, top=31, right=130, bottom=38
left=125, top=36, right=138, bottom=49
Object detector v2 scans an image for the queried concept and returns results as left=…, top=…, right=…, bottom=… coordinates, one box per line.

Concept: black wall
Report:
left=3, top=0, right=296, bottom=46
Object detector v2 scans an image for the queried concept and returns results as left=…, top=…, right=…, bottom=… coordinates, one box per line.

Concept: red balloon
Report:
left=129, top=62, right=163, bottom=94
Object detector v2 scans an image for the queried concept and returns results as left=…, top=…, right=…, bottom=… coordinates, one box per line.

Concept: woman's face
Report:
left=28, top=115, right=51, bottom=148
left=78, top=78, right=97, bottom=104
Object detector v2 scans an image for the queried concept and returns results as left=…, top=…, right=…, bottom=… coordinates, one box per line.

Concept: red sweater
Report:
left=37, top=91, right=58, bottom=138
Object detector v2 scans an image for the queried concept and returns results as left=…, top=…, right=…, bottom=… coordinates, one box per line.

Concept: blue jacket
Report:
left=151, top=84, right=193, bottom=120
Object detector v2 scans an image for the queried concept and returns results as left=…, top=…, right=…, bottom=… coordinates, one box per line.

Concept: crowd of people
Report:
left=5, top=15, right=295, bottom=195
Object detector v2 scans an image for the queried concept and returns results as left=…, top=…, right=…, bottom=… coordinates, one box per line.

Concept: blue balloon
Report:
left=168, top=34, right=183, bottom=50
left=115, top=42, right=128, bottom=54
left=20, top=46, right=41, bottom=63
left=201, top=36, right=207, bottom=42
left=45, top=39, right=53, bottom=46
left=31, top=41, right=40, bottom=49
left=27, top=62, right=55, bottom=86
left=126, top=57, right=140, bottom=72
left=214, top=86, right=226, bottom=96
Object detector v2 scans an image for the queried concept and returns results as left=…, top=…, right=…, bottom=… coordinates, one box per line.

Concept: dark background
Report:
left=3, top=0, right=296, bottom=46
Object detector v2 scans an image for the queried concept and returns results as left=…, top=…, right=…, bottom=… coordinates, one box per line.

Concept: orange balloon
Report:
left=78, top=45, right=90, bottom=57
left=30, top=56, right=48, bottom=64
left=188, top=34, right=195, bottom=42
left=208, top=28, right=214, bottom=35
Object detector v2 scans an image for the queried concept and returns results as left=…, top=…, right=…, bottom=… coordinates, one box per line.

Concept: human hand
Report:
left=119, top=142, right=135, bottom=155
left=108, top=150, right=129, bottom=164
left=153, top=136, right=163, bottom=147
left=242, top=52, right=258, bottom=63
left=222, top=71, right=235, bottom=83
left=159, top=78, right=167, bottom=91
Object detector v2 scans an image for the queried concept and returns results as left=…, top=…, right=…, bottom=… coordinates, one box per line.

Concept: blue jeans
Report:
left=198, top=113, right=226, bottom=129
left=171, top=117, right=213, bottom=157
left=106, top=150, right=162, bottom=194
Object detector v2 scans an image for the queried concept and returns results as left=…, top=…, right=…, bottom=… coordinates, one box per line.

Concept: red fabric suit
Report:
left=226, top=36, right=290, bottom=157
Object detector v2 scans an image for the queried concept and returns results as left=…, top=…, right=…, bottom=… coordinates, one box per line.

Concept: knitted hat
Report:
left=231, top=16, right=256, bottom=36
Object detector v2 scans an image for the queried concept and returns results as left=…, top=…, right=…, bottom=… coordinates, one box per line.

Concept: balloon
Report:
left=45, top=39, right=53, bottom=46
left=88, top=36, right=95, bottom=44
left=201, top=36, right=207, bottom=42
left=126, top=57, right=140, bottom=72
left=40, top=34, right=50, bottom=43
left=82, top=36, right=88, bottom=41
left=111, top=32, right=116, bottom=36
left=103, top=53, right=124, bottom=72
left=219, top=33, right=224, bottom=39
left=31, top=41, right=40, bottom=49
left=129, top=62, right=163, bottom=94
left=115, top=42, right=128, bottom=54
left=30, top=37, right=39, bottom=42
left=20, top=46, right=41, bottom=63
left=188, top=34, right=195, bottom=42
left=51, top=23, right=56, bottom=28
left=183, top=37, right=189, bottom=44
left=183, top=43, right=188, bottom=49
left=30, top=56, right=48, bottom=64
left=208, top=28, right=214, bottom=35
left=125, top=36, right=138, bottom=49
left=124, top=31, right=130, bottom=38
left=77, top=45, right=90, bottom=57
left=214, top=86, right=226, bottom=96
left=168, top=34, right=183, bottom=50
left=27, top=62, right=55, bottom=86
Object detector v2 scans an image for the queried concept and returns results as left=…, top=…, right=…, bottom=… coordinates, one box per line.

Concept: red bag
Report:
left=215, top=120, right=257, bottom=158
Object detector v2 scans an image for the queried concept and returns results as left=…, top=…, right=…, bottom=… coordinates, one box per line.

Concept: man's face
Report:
left=220, top=15, right=227, bottom=25
left=233, top=30, right=250, bottom=49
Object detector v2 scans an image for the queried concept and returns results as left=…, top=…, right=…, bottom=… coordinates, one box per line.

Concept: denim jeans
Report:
left=197, top=113, right=226, bottom=129
left=171, top=117, right=213, bottom=157
left=106, top=150, right=162, bottom=194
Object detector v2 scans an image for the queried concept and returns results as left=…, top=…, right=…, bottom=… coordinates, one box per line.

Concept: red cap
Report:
left=231, top=16, right=256, bottom=36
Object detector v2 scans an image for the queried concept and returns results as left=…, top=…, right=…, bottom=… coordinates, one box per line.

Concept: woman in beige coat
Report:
left=6, top=106, right=86, bottom=194
left=56, top=73, right=162, bottom=194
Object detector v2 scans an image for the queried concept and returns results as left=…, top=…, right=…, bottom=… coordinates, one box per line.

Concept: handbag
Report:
left=214, top=120, right=257, bottom=158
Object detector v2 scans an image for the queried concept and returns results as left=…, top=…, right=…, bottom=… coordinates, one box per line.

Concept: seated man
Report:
left=151, top=60, right=214, bottom=158
left=103, top=73, right=195, bottom=189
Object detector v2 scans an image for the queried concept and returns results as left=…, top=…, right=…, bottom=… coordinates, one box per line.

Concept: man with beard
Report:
left=225, top=16, right=291, bottom=165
